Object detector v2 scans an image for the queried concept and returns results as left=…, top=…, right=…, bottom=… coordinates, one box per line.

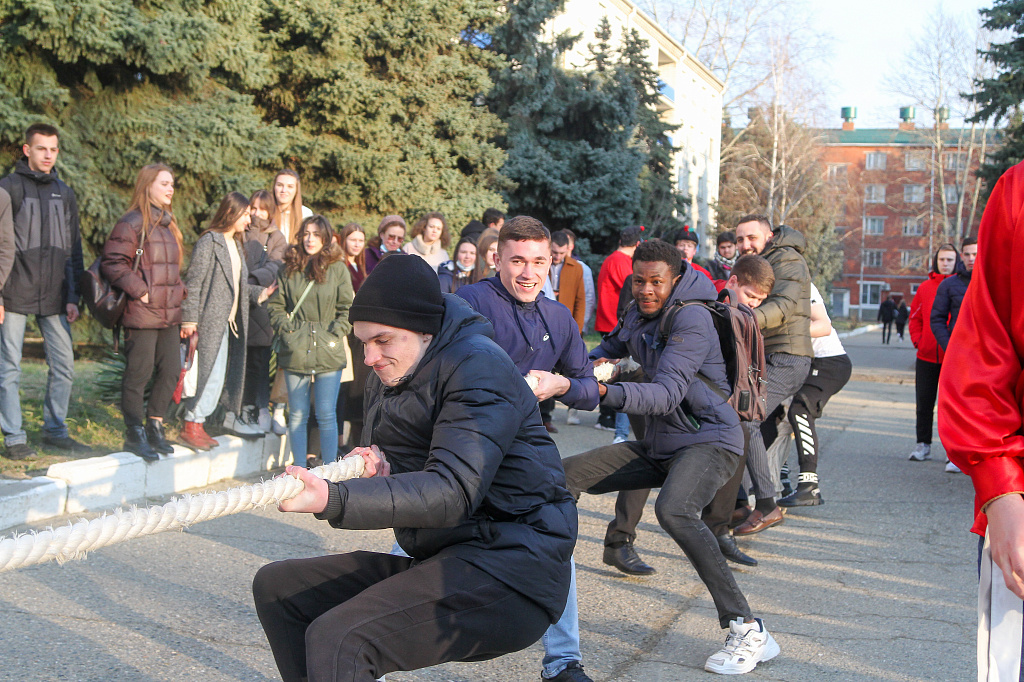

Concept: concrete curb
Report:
left=837, top=323, right=881, bottom=339
left=0, top=434, right=292, bottom=533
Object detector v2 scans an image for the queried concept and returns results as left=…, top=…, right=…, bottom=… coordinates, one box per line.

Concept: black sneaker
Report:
left=546, top=662, right=593, bottom=682
left=4, top=443, right=35, bottom=460
left=778, top=481, right=824, bottom=507
left=42, top=435, right=93, bottom=453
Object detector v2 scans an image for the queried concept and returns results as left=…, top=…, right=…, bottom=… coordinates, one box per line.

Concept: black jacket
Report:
left=877, top=298, right=897, bottom=323
left=0, top=159, right=85, bottom=314
left=930, top=264, right=972, bottom=351
left=318, top=295, right=576, bottom=621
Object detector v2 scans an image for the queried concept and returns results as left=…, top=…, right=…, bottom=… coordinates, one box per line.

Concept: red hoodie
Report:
left=908, top=271, right=951, bottom=363
left=938, top=159, right=1024, bottom=535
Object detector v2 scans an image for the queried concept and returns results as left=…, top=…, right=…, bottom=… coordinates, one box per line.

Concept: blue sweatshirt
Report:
left=457, top=277, right=599, bottom=411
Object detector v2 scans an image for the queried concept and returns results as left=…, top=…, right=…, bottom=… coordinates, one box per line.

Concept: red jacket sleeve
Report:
left=938, top=161, right=1024, bottom=535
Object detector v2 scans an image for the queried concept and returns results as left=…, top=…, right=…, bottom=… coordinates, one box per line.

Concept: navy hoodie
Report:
left=593, top=263, right=743, bottom=458
left=457, top=276, right=599, bottom=411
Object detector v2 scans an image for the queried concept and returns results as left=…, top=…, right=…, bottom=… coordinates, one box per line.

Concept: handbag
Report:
left=172, top=332, right=199, bottom=404
left=271, top=279, right=315, bottom=354
left=80, top=226, right=148, bottom=331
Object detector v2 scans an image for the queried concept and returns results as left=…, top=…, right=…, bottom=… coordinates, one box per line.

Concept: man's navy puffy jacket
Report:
left=930, top=264, right=972, bottom=351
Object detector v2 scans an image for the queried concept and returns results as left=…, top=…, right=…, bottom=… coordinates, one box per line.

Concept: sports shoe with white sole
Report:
left=223, top=411, right=265, bottom=438
left=705, top=617, right=780, bottom=675
left=908, top=443, right=931, bottom=461
left=566, top=408, right=581, bottom=425
left=945, top=460, right=962, bottom=473
left=271, top=404, right=288, bottom=436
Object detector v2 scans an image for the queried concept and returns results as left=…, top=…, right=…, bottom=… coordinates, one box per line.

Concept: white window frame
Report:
left=902, top=217, right=924, bottom=236
left=910, top=282, right=920, bottom=295
left=944, top=151, right=968, bottom=170
left=904, top=184, right=925, bottom=203
left=905, top=151, right=927, bottom=171
left=827, top=163, right=848, bottom=184
left=865, top=152, right=887, bottom=170
left=900, top=250, right=926, bottom=269
left=860, top=281, right=885, bottom=307
left=864, top=217, right=885, bottom=235
left=865, top=184, right=886, bottom=203
left=862, top=249, right=884, bottom=268
left=944, top=184, right=960, bottom=204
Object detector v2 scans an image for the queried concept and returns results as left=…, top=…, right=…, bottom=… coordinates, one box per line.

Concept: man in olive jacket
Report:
left=731, top=214, right=812, bottom=535
left=253, top=255, right=575, bottom=682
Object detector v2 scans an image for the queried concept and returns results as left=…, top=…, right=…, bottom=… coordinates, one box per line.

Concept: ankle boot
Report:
left=124, top=425, right=159, bottom=462
left=145, top=418, right=174, bottom=454
left=181, top=421, right=214, bottom=451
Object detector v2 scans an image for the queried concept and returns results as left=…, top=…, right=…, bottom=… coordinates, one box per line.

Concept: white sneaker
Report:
left=272, top=404, right=288, bottom=436
left=705, top=617, right=780, bottom=675
left=945, top=460, right=962, bottom=474
left=612, top=435, right=628, bottom=444
left=257, top=407, right=273, bottom=433
left=223, top=411, right=265, bottom=438
left=908, top=443, right=931, bottom=461
left=593, top=423, right=615, bottom=432
left=566, top=409, right=581, bottom=425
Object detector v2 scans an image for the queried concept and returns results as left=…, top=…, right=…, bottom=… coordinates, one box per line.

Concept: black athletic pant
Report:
left=564, top=441, right=751, bottom=628
left=881, top=321, right=893, bottom=344
left=243, top=345, right=272, bottom=410
left=540, top=396, right=555, bottom=424
left=253, top=551, right=551, bottom=682
left=788, top=354, right=852, bottom=474
left=915, top=358, right=942, bottom=444
left=895, top=321, right=906, bottom=340
left=121, top=326, right=180, bottom=427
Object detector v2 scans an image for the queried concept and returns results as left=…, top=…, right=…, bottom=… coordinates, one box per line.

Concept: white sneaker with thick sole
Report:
left=566, top=409, right=581, bottom=425
left=271, top=404, right=288, bottom=436
left=908, top=443, right=931, bottom=461
left=257, top=407, right=273, bottom=433
left=223, top=412, right=265, bottom=438
left=945, top=460, right=962, bottom=473
left=705, top=617, right=780, bottom=675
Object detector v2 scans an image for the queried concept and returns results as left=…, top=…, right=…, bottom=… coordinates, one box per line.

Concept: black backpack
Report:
left=656, top=289, right=767, bottom=422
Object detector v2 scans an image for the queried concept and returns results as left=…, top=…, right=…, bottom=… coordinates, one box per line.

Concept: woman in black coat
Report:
left=253, top=255, right=575, bottom=681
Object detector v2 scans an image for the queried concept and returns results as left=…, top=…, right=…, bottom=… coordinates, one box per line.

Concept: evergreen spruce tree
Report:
left=970, top=0, right=1024, bottom=194
left=618, top=27, right=687, bottom=238
left=489, top=1, right=645, bottom=256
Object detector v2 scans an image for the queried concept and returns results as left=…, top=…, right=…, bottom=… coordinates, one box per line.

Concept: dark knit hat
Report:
left=349, top=254, right=444, bottom=335
left=677, top=229, right=698, bottom=244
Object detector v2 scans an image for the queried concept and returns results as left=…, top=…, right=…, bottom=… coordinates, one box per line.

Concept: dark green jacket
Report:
left=755, top=226, right=813, bottom=357
left=268, top=258, right=353, bottom=375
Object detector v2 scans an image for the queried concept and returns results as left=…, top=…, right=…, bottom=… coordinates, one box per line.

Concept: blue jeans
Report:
left=284, top=370, right=342, bottom=464
left=614, top=411, right=630, bottom=440
left=0, top=312, right=74, bottom=444
left=185, top=331, right=228, bottom=424
left=542, top=556, right=581, bottom=678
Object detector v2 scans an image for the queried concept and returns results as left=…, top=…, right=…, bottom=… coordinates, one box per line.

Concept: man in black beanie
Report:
left=253, top=254, right=577, bottom=682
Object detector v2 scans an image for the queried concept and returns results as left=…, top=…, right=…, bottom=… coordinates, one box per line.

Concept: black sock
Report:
left=754, top=497, right=776, bottom=515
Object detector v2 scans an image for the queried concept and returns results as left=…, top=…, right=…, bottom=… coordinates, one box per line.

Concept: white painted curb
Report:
left=838, top=323, right=881, bottom=339
left=0, top=433, right=292, bottom=533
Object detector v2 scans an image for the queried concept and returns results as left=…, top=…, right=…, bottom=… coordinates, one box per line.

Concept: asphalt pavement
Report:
left=0, top=328, right=978, bottom=681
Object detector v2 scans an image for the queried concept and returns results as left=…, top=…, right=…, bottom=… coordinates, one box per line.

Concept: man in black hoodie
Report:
left=0, top=124, right=87, bottom=459
left=253, top=256, right=575, bottom=681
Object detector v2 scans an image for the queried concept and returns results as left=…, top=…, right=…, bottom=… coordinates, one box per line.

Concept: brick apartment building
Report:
left=820, top=107, right=993, bottom=318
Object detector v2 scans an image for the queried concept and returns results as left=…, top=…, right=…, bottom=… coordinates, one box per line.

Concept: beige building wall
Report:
left=545, top=0, right=724, bottom=244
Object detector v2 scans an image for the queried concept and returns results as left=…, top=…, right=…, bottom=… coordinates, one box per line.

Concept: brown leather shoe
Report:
left=181, top=421, right=215, bottom=451
left=733, top=506, right=785, bottom=536
left=730, top=505, right=752, bottom=529
left=544, top=422, right=559, bottom=434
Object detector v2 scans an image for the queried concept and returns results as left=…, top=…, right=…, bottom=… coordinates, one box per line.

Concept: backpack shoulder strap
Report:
left=0, top=176, right=24, bottom=218
left=658, top=298, right=732, bottom=402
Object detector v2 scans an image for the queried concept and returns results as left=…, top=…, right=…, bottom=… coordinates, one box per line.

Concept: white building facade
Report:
left=545, top=0, right=724, bottom=244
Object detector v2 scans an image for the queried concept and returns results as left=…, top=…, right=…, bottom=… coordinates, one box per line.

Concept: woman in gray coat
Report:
left=180, top=192, right=274, bottom=450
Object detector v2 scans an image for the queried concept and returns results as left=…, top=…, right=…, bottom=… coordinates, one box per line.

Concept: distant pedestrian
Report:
left=930, top=238, right=977, bottom=353
left=672, top=228, right=713, bottom=279
left=878, top=294, right=897, bottom=344
left=563, top=229, right=596, bottom=334
left=437, top=237, right=478, bottom=294
left=402, top=211, right=451, bottom=270
left=364, top=215, right=406, bottom=275
left=271, top=170, right=312, bottom=244
left=706, top=230, right=737, bottom=280
left=101, top=164, right=185, bottom=461
left=0, top=123, right=87, bottom=459
left=895, top=299, right=909, bottom=342
left=907, top=243, right=959, bottom=462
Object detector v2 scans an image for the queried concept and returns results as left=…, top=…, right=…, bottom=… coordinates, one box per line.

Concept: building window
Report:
left=905, top=152, right=928, bottom=171
left=827, top=164, right=848, bottom=185
left=902, top=217, right=924, bottom=236
left=865, top=152, right=887, bottom=170
left=910, top=283, right=920, bottom=295
left=864, top=217, right=885, bottom=235
left=865, top=184, right=886, bottom=203
left=944, top=152, right=968, bottom=170
left=904, top=184, right=926, bottom=203
left=900, top=250, right=926, bottom=269
left=860, top=281, right=884, bottom=306
left=944, top=184, right=960, bottom=204
left=862, top=249, right=884, bottom=268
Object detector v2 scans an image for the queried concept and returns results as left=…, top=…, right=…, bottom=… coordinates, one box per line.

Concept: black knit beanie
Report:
left=349, top=254, right=445, bottom=335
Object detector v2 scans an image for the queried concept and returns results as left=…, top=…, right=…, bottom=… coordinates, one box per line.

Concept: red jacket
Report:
left=596, top=250, right=633, bottom=333
left=908, top=272, right=951, bottom=363
left=938, top=159, right=1024, bottom=535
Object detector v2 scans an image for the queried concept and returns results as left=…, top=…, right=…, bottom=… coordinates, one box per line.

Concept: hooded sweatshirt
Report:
left=909, top=248, right=962, bottom=363
left=0, top=159, right=85, bottom=314
left=593, top=264, right=744, bottom=458
left=318, top=295, right=576, bottom=621
left=930, top=260, right=972, bottom=351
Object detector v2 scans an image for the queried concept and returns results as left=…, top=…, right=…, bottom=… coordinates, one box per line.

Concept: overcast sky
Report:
left=812, top=0, right=993, bottom=129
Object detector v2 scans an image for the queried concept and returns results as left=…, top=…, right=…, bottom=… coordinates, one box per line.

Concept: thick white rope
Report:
left=0, top=457, right=364, bottom=574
